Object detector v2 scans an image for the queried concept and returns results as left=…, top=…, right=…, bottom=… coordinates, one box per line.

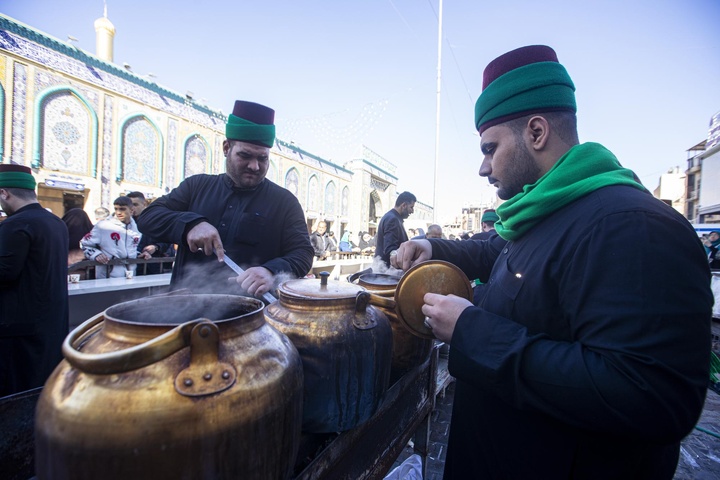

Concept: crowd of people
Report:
left=309, top=220, right=379, bottom=260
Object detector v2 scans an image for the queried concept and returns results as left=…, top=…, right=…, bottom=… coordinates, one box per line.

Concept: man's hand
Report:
left=232, top=266, right=274, bottom=297
left=138, top=250, right=152, bottom=260
left=421, top=293, right=472, bottom=343
left=390, top=239, right=432, bottom=270
left=186, top=222, right=224, bottom=260
left=95, top=253, right=109, bottom=264
left=142, top=245, right=158, bottom=256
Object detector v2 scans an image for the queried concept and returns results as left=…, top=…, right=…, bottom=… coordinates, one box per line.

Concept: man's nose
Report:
left=479, top=157, right=491, bottom=177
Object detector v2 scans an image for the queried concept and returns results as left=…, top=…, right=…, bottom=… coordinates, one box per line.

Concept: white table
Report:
left=68, top=274, right=172, bottom=328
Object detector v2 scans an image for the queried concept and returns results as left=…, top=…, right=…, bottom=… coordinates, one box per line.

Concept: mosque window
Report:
left=121, top=116, right=160, bottom=185
left=341, top=186, right=350, bottom=216
left=40, top=91, right=92, bottom=175
left=307, top=175, right=319, bottom=211
left=267, top=158, right=277, bottom=183
left=325, top=181, right=336, bottom=215
left=184, top=134, right=208, bottom=177
left=285, top=168, right=299, bottom=198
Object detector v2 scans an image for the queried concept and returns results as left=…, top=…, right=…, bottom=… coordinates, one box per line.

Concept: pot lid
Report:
left=395, top=260, right=473, bottom=339
left=279, top=272, right=366, bottom=300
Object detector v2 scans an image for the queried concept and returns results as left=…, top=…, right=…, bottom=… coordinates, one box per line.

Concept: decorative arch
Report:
left=307, top=175, right=319, bottom=211
left=267, top=158, right=278, bottom=184
left=285, top=168, right=299, bottom=198
left=0, top=83, right=4, bottom=161
left=116, top=113, right=164, bottom=187
left=369, top=190, right=382, bottom=221
left=341, top=186, right=350, bottom=216
left=324, top=181, right=336, bottom=215
left=183, top=133, right=211, bottom=177
left=33, top=86, right=99, bottom=175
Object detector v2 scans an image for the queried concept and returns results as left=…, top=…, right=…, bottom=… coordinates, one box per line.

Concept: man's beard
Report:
left=496, top=140, right=541, bottom=200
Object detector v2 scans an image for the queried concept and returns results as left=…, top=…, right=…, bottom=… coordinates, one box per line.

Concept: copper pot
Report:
left=355, top=260, right=473, bottom=340
left=349, top=270, right=433, bottom=384
left=264, top=273, right=393, bottom=433
left=35, top=294, right=303, bottom=480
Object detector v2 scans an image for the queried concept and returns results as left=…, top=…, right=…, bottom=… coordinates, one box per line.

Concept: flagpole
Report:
left=433, top=0, right=443, bottom=223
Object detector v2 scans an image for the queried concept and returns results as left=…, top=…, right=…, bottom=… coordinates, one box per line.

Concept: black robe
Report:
left=138, top=175, right=313, bottom=294
left=429, top=185, right=713, bottom=479
left=0, top=203, right=69, bottom=397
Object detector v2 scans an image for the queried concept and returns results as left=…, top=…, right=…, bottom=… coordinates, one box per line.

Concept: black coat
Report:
left=0, top=203, right=69, bottom=397
left=138, top=175, right=313, bottom=294
left=429, top=185, right=713, bottom=479
left=375, top=209, right=408, bottom=265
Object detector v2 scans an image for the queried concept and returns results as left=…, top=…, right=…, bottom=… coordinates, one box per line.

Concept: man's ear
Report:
left=222, top=139, right=230, bottom=156
left=526, top=116, right=550, bottom=151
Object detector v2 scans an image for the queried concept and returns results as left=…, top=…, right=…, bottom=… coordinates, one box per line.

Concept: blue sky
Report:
left=3, top=0, right=719, bottom=220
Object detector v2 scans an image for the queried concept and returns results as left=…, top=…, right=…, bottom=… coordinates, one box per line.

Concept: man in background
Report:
left=0, top=164, right=69, bottom=396
left=426, top=224, right=443, bottom=239
left=412, top=224, right=443, bottom=240
left=375, top=191, right=415, bottom=266
left=93, top=206, right=110, bottom=223
left=470, top=209, right=499, bottom=240
left=310, top=221, right=332, bottom=260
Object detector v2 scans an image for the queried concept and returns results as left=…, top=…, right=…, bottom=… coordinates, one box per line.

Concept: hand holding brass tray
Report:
left=365, top=260, right=473, bottom=339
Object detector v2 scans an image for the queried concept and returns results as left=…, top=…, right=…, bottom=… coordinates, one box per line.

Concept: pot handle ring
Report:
left=361, top=291, right=396, bottom=310
left=62, top=312, right=201, bottom=375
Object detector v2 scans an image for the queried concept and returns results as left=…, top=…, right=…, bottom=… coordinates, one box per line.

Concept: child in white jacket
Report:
left=81, top=196, right=148, bottom=278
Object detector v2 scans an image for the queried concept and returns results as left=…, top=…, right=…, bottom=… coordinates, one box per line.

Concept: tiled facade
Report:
left=0, top=14, right=432, bottom=237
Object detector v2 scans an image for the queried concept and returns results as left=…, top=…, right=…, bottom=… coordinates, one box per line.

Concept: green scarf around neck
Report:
left=495, top=142, right=646, bottom=241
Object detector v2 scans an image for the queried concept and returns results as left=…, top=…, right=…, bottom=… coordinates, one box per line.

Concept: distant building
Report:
left=653, top=166, right=686, bottom=215
left=685, top=140, right=707, bottom=221
left=0, top=13, right=431, bottom=239
left=685, top=111, right=720, bottom=224
left=461, top=203, right=498, bottom=234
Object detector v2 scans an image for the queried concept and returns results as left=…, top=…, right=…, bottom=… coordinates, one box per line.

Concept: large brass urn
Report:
left=349, top=270, right=433, bottom=384
left=35, top=294, right=303, bottom=480
left=265, top=272, right=393, bottom=433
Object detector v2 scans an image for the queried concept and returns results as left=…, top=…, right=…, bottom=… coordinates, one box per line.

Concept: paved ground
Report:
left=675, top=388, right=720, bottom=479
left=391, top=372, right=720, bottom=479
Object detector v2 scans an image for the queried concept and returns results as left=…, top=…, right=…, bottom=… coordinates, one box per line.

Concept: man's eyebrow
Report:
left=480, top=142, right=496, bottom=155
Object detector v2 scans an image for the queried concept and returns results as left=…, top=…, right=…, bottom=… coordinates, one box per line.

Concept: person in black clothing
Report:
left=62, top=208, right=94, bottom=279
left=326, top=231, right=338, bottom=254
left=375, top=191, right=415, bottom=266
left=0, top=164, right=69, bottom=397
left=470, top=209, right=499, bottom=240
left=138, top=100, right=313, bottom=297
left=127, top=191, right=172, bottom=275
left=392, top=45, right=712, bottom=479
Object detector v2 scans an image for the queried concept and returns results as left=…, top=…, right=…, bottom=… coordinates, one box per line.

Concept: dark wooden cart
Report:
left=1, top=348, right=442, bottom=480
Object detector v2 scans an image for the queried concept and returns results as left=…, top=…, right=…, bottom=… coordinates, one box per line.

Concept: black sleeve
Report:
left=429, top=233, right=507, bottom=282
left=137, top=177, right=208, bottom=247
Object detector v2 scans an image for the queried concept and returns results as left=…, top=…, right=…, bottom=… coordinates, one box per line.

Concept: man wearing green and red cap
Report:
left=138, top=101, right=313, bottom=298
left=392, top=45, right=712, bottom=478
left=0, top=164, right=69, bottom=397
